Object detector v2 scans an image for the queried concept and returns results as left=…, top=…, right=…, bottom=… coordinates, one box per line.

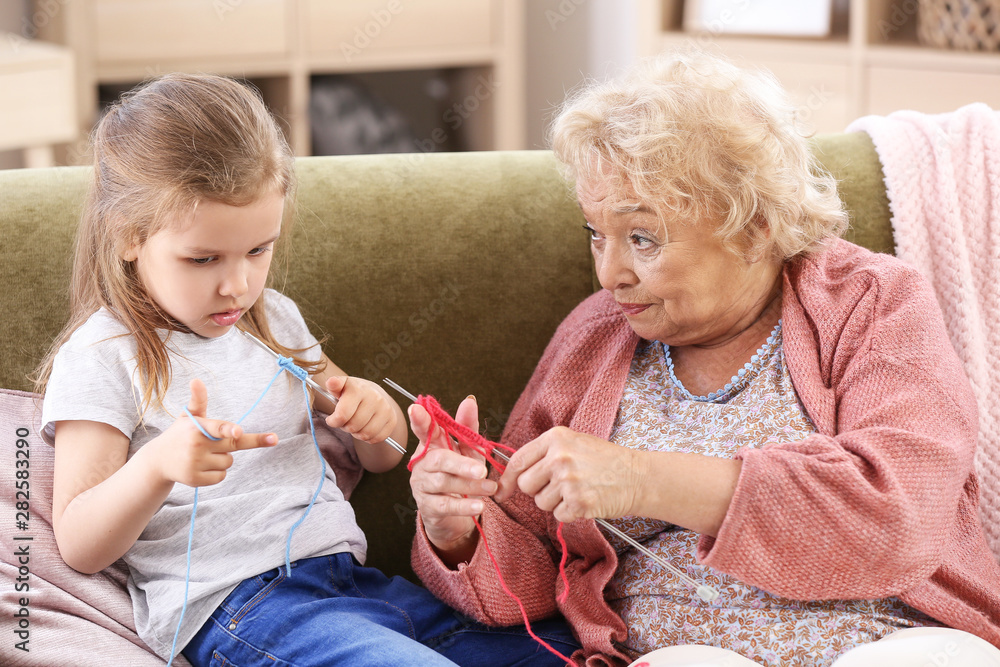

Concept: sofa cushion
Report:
left=0, top=388, right=181, bottom=666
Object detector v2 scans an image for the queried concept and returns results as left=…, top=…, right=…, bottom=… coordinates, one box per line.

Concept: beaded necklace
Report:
left=662, top=320, right=783, bottom=403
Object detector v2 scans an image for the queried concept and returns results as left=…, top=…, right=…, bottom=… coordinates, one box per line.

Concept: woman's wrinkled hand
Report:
left=407, top=396, right=496, bottom=561
left=494, top=426, right=645, bottom=523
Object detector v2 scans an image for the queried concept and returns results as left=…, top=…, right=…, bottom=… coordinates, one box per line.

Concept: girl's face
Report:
left=127, top=193, right=285, bottom=338
left=577, top=174, right=781, bottom=347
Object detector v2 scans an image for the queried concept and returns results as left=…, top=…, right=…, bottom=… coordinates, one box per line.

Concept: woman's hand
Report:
left=147, top=378, right=277, bottom=487
left=408, top=396, right=496, bottom=565
left=494, top=426, right=645, bottom=523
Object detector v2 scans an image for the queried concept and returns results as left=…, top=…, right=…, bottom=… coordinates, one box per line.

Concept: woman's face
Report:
left=577, top=174, right=782, bottom=347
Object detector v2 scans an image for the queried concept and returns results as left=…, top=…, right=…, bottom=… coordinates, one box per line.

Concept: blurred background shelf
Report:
left=9, top=0, right=1000, bottom=166
left=0, top=33, right=76, bottom=167
left=32, top=0, right=525, bottom=164
left=639, top=0, right=1000, bottom=133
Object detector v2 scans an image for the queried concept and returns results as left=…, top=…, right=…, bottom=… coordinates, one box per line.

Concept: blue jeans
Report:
left=182, top=552, right=580, bottom=667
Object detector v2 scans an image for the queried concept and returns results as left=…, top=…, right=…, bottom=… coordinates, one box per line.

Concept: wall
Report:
left=524, top=0, right=640, bottom=149
left=0, top=0, right=28, bottom=169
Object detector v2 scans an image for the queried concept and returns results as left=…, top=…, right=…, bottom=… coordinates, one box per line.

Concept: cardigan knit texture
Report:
left=411, top=239, right=1000, bottom=666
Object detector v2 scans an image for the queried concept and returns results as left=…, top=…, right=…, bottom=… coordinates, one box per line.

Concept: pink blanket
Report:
left=847, top=104, right=1000, bottom=563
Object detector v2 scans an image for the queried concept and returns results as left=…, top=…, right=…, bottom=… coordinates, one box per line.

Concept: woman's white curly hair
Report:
left=550, top=50, right=848, bottom=262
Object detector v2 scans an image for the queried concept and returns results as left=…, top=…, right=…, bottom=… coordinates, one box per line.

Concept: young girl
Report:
left=36, top=73, right=578, bottom=667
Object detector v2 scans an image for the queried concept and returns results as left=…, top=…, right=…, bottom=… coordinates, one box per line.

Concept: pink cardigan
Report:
left=411, top=239, right=1000, bottom=665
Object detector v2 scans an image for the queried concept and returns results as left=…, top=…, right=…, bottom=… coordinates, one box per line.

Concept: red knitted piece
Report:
left=407, top=395, right=517, bottom=472
left=408, top=395, right=573, bottom=665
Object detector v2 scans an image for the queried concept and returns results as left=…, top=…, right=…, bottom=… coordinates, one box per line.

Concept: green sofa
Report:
left=0, top=137, right=891, bottom=665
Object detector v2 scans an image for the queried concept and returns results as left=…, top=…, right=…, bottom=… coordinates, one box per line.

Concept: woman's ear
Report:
left=752, top=213, right=771, bottom=237
left=745, top=214, right=773, bottom=263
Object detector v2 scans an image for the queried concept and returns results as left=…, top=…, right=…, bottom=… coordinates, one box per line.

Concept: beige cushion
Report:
left=0, top=388, right=185, bottom=666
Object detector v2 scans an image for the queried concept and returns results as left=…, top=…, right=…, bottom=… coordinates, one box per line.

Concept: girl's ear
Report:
left=120, top=243, right=139, bottom=262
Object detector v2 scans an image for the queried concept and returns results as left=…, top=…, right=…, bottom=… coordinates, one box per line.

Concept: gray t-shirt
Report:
left=42, top=289, right=367, bottom=658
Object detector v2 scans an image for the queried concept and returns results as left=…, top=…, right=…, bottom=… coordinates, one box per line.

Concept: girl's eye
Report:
left=188, top=257, right=215, bottom=265
left=248, top=246, right=271, bottom=257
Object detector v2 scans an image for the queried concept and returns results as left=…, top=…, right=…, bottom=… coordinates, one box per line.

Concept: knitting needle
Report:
left=382, top=378, right=720, bottom=602
left=239, top=329, right=406, bottom=455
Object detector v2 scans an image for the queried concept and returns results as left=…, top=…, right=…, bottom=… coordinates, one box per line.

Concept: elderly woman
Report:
left=406, top=52, right=1000, bottom=666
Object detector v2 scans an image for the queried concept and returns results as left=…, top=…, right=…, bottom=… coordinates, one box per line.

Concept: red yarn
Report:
left=406, top=395, right=516, bottom=473
left=408, top=395, right=574, bottom=665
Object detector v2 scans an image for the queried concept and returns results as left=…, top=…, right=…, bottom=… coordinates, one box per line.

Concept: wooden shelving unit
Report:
left=639, top=0, right=1000, bottom=133
left=34, top=0, right=525, bottom=164
left=0, top=33, right=76, bottom=167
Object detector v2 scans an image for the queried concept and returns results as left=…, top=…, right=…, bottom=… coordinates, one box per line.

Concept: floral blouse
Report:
left=601, top=323, right=936, bottom=666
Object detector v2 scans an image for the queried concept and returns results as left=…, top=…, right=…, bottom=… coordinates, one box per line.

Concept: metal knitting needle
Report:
left=382, top=378, right=719, bottom=602
left=239, top=329, right=406, bottom=455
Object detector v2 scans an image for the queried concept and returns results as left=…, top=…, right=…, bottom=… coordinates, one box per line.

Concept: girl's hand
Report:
left=147, top=378, right=277, bottom=487
left=494, top=426, right=645, bottom=523
left=408, top=396, right=495, bottom=562
left=324, top=376, right=398, bottom=444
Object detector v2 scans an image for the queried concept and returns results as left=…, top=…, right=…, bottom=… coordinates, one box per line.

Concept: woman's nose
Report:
left=595, top=241, right=637, bottom=291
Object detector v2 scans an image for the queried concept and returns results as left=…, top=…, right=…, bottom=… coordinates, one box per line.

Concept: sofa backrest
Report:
left=0, top=140, right=891, bottom=577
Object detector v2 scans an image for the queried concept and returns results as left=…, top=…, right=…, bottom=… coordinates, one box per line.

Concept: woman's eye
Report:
left=631, top=233, right=654, bottom=249
left=582, top=225, right=601, bottom=242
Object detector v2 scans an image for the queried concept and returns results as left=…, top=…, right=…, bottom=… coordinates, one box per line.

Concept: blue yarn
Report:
left=278, top=355, right=309, bottom=381
left=183, top=406, right=221, bottom=440
left=165, top=356, right=327, bottom=666
left=165, top=407, right=219, bottom=665
left=282, top=379, right=327, bottom=577
left=236, top=367, right=285, bottom=424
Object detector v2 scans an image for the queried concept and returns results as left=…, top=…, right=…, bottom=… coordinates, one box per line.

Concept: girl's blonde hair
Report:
left=550, top=50, right=848, bottom=261
left=35, top=73, right=322, bottom=414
